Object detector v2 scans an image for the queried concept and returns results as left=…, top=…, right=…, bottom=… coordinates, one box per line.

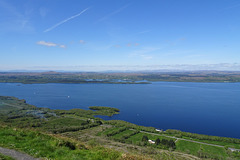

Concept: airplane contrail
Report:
left=44, top=7, right=89, bottom=33
left=96, top=4, right=129, bottom=23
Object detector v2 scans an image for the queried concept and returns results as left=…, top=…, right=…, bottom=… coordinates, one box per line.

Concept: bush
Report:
left=58, top=140, right=76, bottom=150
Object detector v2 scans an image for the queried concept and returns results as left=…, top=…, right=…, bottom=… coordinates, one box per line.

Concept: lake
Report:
left=0, top=82, right=240, bottom=138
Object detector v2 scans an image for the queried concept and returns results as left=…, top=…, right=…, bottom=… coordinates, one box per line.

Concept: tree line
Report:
left=142, top=135, right=176, bottom=149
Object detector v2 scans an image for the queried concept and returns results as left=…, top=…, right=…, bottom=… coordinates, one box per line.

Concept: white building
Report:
left=148, top=139, right=155, bottom=144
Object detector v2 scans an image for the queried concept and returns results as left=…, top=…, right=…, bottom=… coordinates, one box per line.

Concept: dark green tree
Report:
left=168, top=140, right=176, bottom=149
left=161, top=139, right=168, bottom=145
left=142, top=135, right=149, bottom=142
left=155, top=138, right=160, bottom=145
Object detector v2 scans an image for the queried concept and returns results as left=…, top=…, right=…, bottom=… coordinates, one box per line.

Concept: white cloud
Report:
left=59, top=45, right=66, bottom=48
left=37, top=41, right=57, bottom=47
left=37, top=41, right=66, bottom=48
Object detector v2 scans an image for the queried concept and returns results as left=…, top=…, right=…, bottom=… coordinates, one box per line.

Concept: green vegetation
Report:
left=125, top=132, right=176, bottom=149
left=89, top=106, right=120, bottom=116
left=176, top=140, right=229, bottom=159
left=0, top=153, right=14, bottom=160
left=111, top=129, right=138, bottom=140
left=55, top=106, right=119, bottom=118
left=0, top=126, right=123, bottom=160
left=166, top=129, right=240, bottom=149
left=0, top=72, right=150, bottom=84
left=105, top=120, right=156, bottom=133
left=1, top=96, right=240, bottom=159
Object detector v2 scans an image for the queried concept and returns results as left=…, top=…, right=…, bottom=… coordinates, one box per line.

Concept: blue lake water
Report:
left=0, top=82, right=240, bottom=138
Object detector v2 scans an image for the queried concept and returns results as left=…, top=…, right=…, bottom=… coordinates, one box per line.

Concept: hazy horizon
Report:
left=1, top=63, right=240, bottom=72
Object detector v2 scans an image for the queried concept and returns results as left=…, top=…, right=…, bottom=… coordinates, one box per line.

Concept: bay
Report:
left=0, top=82, right=240, bottom=138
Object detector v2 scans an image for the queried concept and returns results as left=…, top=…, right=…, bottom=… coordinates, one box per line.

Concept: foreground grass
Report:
left=0, top=126, right=124, bottom=160
left=0, top=153, right=15, bottom=160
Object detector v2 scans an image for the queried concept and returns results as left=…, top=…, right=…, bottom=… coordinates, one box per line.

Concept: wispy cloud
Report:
left=223, top=3, right=240, bottom=11
left=126, top=43, right=140, bottom=47
left=185, top=54, right=203, bottom=58
left=127, top=43, right=132, bottom=47
left=59, top=44, right=66, bottom=48
left=179, top=37, right=186, bottom=41
left=37, top=41, right=66, bottom=48
left=39, top=7, right=48, bottom=18
left=37, top=41, right=57, bottom=47
left=140, top=54, right=153, bottom=60
left=129, top=47, right=160, bottom=60
left=96, top=4, right=130, bottom=23
left=44, top=7, right=89, bottom=33
left=0, top=1, right=34, bottom=33
left=2, top=63, right=240, bottom=72
left=79, top=40, right=86, bottom=44
left=135, top=43, right=140, bottom=46
left=114, top=45, right=121, bottom=48
left=138, top=30, right=151, bottom=34
left=162, top=49, right=195, bottom=56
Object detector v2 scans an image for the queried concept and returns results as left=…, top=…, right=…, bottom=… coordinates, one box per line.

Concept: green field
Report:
left=111, top=130, right=135, bottom=139
left=0, top=153, right=15, bottom=160
left=176, top=140, right=229, bottom=159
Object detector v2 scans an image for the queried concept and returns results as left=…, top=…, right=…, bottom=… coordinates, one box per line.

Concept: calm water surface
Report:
left=0, top=82, right=240, bottom=138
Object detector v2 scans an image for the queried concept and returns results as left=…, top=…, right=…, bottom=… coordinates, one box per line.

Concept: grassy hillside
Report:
left=0, top=96, right=240, bottom=159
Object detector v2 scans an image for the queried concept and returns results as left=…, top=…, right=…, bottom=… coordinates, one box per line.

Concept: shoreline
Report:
left=1, top=95, right=240, bottom=159
left=0, top=82, right=240, bottom=139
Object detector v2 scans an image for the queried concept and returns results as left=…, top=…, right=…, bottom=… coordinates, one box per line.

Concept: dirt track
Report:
left=0, top=147, right=40, bottom=160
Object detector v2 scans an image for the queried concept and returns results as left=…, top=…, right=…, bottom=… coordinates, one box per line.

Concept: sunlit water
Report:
left=0, top=82, right=240, bottom=138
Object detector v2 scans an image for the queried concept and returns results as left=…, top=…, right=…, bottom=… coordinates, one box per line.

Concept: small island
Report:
left=89, top=106, right=120, bottom=117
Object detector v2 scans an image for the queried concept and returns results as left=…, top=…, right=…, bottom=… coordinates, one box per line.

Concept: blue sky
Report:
left=0, top=0, right=240, bottom=71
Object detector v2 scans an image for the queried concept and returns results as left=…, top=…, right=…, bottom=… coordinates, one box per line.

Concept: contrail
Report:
left=44, top=7, right=89, bottom=33
left=96, top=4, right=130, bottom=23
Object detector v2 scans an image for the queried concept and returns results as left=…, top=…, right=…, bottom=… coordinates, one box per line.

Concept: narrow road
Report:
left=0, top=147, right=40, bottom=160
left=1, top=102, right=22, bottom=109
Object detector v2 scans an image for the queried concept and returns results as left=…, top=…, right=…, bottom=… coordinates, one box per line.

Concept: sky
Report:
left=0, top=0, right=240, bottom=71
